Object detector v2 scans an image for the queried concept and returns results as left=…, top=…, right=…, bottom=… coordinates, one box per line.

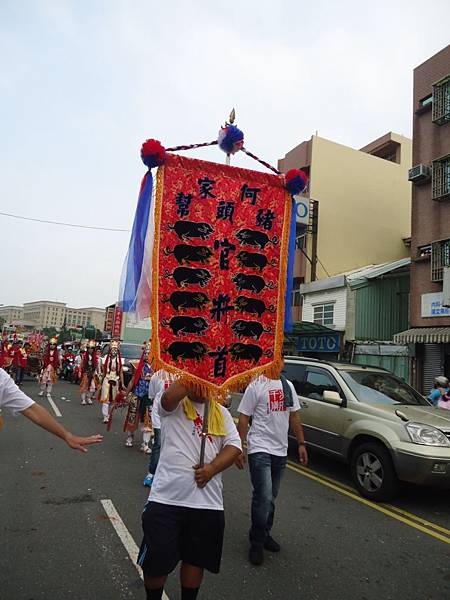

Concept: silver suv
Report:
left=282, top=357, right=450, bottom=501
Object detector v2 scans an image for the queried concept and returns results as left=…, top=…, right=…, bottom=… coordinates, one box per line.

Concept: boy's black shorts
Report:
left=137, top=501, right=225, bottom=577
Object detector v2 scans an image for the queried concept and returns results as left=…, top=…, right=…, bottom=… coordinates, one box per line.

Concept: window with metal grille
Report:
left=313, top=303, right=334, bottom=326
left=432, top=76, right=450, bottom=125
left=432, top=155, right=450, bottom=200
left=292, top=277, right=303, bottom=307
left=431, top=238, right=450, bottom=282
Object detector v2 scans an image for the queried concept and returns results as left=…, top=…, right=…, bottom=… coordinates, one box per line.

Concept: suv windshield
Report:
left=340, top=370, right=430, bottom=407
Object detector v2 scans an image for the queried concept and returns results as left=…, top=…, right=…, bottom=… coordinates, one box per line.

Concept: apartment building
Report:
left=395, top=45, right=450, bottom=392
left=279, top=131, right=412, bottom=323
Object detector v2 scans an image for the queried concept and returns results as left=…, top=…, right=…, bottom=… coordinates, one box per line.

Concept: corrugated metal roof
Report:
left=347, top=257, right=411, bottom=288
left=394, top=327, right=450, bottom=343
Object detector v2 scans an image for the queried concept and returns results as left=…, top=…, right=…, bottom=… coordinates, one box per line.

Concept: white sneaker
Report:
left=81, top=400, right=86, bottom=405
left=103, top=416, right=109, bottom=423
left=87, top=399, right=93, bottom=405
left=47, top=394, right=52, bottom=400
left=38, top=391, right=44, bottom=397
left=125, top=436, right=133, bottom=447
left=143, top=444, right=151, bottom=454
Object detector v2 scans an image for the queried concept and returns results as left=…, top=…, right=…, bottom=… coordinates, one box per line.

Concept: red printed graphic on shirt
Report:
left=192, top=411, right=213, bottom=443
left=268, top=389, right=286, bottom=413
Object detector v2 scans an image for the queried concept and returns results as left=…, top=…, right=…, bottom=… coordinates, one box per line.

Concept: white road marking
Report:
left=100, top=499, right=170, bottom=600
left=47, top=396, right=62, bottom=417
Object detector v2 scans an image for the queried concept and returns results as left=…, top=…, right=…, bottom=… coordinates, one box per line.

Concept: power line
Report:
left=0, top=210, right=130, bottom=232
left=317, top=256, right=331, bottom=278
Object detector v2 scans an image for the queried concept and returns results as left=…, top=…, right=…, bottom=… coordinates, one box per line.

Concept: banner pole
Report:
left=199, top=399, right=210, bottom=467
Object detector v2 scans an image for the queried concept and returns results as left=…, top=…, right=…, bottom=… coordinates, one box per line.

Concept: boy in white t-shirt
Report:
left=137, top=380, right=242, bottom=600
left=236, top=362, right=308, bottom=566
left=0, top=368, right=103, bottom=451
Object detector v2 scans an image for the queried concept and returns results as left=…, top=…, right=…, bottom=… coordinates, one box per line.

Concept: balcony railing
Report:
left=431, top=238, right=450, bottom=282
left=432, top=76, right=450, bottom=125
left=432, top=155, right=450, bottom=201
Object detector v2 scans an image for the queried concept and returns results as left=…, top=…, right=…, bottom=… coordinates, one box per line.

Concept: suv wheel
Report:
left=350, top=442, right=399, bottom=502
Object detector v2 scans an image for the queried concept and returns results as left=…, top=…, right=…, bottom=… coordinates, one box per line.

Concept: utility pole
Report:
left=310, top=199, right=319, bottom=282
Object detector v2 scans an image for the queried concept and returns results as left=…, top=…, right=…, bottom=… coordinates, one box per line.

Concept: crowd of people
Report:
left=2, top=332, right=449, bottom=599
left=0, top=333, right=310, bottom=599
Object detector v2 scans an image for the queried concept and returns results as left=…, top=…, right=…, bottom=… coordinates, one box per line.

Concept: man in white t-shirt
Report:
left=0, top=368, right=103, bottom=451
left=137, top=380, right=242, bottom=600
left=236, top=364, right=308, bottom=566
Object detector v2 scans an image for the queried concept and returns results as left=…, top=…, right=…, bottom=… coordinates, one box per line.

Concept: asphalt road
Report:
left=1, top=379, right=450, bottom=600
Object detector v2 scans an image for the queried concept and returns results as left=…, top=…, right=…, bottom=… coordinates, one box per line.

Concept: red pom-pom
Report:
left=285, top=169, right=308, bottom=194
left=140, top=139, right=166, bottom=168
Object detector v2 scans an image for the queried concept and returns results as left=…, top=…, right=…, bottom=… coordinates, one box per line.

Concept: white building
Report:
left=0, top=305, right=24, bottom=324
left=23, top=301, right=66, bottom=329
left=298, top=258, right=411, bottom=370
left=20, top=301, right=106, bottom=331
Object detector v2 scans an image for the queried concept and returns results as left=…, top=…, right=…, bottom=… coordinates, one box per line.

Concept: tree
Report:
left=43, top=327, right=58, bottom=338
left=58, top=330, right=73, bottom=344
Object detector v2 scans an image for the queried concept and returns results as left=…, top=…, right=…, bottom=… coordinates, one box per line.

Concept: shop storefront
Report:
left=394, top=327, right=450, bottom=394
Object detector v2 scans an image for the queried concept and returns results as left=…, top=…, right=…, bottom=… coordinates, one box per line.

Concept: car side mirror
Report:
left=323, top=390, right=343, bottom=406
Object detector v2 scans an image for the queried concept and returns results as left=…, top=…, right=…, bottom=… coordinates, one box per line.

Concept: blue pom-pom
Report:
left=218, top=125, right=244, bottom=155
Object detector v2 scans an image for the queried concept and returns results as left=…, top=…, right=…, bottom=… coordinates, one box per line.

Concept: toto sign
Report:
left=298, top=334, right=340, bottom=353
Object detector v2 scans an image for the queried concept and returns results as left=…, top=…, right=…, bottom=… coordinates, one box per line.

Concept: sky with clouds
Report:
left=1, top=0, right=449, bottom=309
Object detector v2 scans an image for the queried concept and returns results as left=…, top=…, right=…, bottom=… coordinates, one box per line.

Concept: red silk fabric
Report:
left=151, top=154, right=291, bottom=393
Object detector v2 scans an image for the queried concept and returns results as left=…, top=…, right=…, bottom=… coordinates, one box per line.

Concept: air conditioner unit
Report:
left=408, top=164, right=431, bottom=183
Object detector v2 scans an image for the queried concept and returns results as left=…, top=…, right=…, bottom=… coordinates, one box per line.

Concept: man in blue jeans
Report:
left=236, top=366, right=308, bottom=566
left=143, top=370, right=177, bottom=487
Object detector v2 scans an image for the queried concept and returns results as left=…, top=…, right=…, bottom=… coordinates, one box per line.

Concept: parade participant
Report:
left=143, top=369, right=178, bottom=487
left=39, top=337, right=60, bottom=400
left=99, top=340, right=123, bottom=423
left=428, top=376, right=449, bottom=406
left=236, top=362, right=308, bottom=566
left=123, top=342, right=153, bottom=450
left=137, top=380, right=242, bottom=600
left=12, top=340, right=28, bottom=386
left=0, top=338, right=13, bottom=373
left=80, top=340, right=101, bottom=405
left=0, top=367, right=103, bottom=451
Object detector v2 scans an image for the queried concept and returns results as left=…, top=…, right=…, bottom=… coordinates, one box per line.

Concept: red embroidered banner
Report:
left=151, top=154, right=291, bottom=395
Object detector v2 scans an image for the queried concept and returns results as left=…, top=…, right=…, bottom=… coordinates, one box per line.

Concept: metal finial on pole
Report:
left=225, top=108, right=235, bottom=165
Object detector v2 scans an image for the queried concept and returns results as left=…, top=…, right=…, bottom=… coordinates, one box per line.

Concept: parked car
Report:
left=280, top=356, right=450, bottom=501
left=101, top=342, right=143, bottom=387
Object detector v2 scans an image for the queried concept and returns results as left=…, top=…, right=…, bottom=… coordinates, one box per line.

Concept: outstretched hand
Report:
left=65, top=433, right=103, bottom=453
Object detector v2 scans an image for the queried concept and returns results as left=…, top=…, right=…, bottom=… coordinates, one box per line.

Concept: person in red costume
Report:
left=0, top=338, right=13, bottom=372
left=39, top=337, right=60, bottom=400
left=80, top=341, right=101, bottom=405
left=12, top=340, right=28, bottom=386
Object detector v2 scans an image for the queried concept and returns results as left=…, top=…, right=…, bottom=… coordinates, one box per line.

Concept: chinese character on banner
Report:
left=112, top=306, right=123, bottom=339
left=149, top=154, right=292, bottom=395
